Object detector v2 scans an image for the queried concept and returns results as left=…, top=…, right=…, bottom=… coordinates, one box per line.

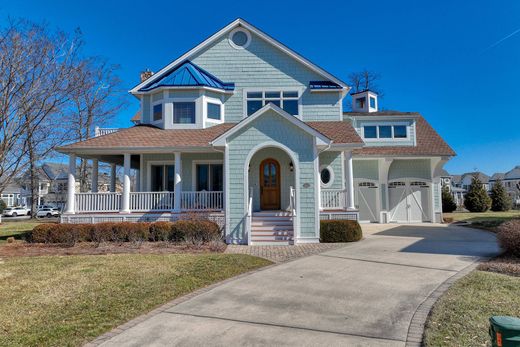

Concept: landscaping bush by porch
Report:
left=320, top=220, right=362, bottom=243
left=496, top=219, right=520, bottom=257
left=29, top=220, right=222, bottom=245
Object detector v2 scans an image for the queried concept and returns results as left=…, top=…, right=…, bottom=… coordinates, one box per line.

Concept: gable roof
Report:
left=505, top=166, right=520, bottom=180
left=490, top=172, right=505, bottom=181
left=130, top=18, right=348, bottom=95
left=351, top=115, right=455, bottom=157
left=462, top=172, right=490, bottom=183
left=210, top=103, right=332, bottom=146
left=139, top=61, right=234, bottom=92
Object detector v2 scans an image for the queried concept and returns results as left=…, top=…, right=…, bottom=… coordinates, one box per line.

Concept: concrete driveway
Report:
left=97, top=224, right=499, bottom=347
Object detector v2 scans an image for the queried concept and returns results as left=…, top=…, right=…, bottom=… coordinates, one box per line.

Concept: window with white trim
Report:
left=319, top=166, right=334, bottom=187
left=173, top=102, right=195, bottom=124
left=246, top=91, right=299, bottom=116
left=152, top=104, right=163, bottom=122
left=207, top=102, right=221, bottom=120
left=363, top=125, right=408, bottom=139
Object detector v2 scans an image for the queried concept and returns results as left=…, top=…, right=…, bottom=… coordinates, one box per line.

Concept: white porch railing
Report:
left=74, top=191, right=223, bottom=213
left=130, top=192, right=175, bottom=212
left=320, top=189, right=347, bottom=210
left=75, top=192, right=121, bottom=212
left=181, top=191, right=223, bottom=210
left=94, top=127, right=121, bottom=137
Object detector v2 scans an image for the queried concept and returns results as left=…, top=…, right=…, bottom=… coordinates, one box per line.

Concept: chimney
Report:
left=140, top=69, right=154, bottom=82
left=351, top=90, right=378, bottom=113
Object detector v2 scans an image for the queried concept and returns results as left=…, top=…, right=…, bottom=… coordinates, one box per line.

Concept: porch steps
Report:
left=251, top=212, right=294, bottom=245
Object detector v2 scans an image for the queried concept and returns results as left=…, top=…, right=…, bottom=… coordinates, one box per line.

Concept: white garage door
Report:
left=355, top=181, right=379, bottom=223
left=388, top=181, right=431, bottom=223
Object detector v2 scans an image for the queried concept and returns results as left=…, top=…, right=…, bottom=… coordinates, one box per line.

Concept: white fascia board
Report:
left=132, top=86, right=235, bottom=96
left=129, top=18, right=348, bottom=95
left=350, top=115, right=420, bottom=121
left=210, top=103, right=331, bottom=147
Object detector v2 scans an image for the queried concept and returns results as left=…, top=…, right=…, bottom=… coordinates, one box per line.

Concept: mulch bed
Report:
left=478, top=254, right=520, bottom=276
left=0, top=241, right=226, bottom=257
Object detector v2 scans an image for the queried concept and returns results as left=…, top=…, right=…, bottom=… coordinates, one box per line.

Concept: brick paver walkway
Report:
left=225, top=243, right=349, bottom=263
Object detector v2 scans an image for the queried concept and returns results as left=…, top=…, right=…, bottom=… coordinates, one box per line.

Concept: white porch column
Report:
left=65, top=154, right=76, bottom=214
left=120, top=153, right=131, bottom=213
left=345, top=150, right=355, bottom=210
left=174, top=152, right=182, bottom=212
left=91, top=159, right=99, bottom=193
left=110, top=163, right=116, bottom=192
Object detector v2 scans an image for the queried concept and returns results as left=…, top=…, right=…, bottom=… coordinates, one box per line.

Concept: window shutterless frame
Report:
left=243, top=88, right=303, bottom=118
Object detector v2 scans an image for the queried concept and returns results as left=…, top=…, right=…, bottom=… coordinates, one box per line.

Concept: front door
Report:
left=260, top=158, right=281, bottom=210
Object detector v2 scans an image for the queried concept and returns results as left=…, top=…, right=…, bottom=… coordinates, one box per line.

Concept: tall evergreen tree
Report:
left=442, top=185, right=457, bottom=213
left=464, top=176, right=491, bottom=212
left=490, top=179, right=512, bottom=211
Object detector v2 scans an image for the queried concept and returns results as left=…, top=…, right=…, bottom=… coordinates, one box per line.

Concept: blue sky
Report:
left=1, top=0, right=519, bottom=175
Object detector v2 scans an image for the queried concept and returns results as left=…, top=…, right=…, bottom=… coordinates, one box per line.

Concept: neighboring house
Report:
left=0, top=180, right=24, bottom=207
left=460, top=172, right=490, bottom=192
left=57, top=18, right=455, bottom=245
left=489, top=166, right=520, bottom=206
left=19, top=162, right=121, bottom=209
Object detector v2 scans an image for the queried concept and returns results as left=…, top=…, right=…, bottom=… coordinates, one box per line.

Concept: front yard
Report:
left=424, top=270, right=520, bottom=347
left=0, top=253, right=271, bottom=347
left=0, top=220, right=45, bottom=241
left=444, top=210, right=520, bottom=231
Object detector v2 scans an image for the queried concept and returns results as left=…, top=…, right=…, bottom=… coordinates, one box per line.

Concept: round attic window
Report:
left=229, top=28, right=251, bottom=49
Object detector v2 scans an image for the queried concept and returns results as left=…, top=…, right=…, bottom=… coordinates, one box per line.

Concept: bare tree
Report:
left=0, top=20, right=82, bottom=207
left=348, top=69, right=384, bottom=96
left=67, top=58, right=127, bottom=191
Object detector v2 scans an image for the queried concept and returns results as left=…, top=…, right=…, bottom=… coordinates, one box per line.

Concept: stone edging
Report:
left=84, top=262, right=279, bottom=346
left=405, top=260, right=486, bottom=347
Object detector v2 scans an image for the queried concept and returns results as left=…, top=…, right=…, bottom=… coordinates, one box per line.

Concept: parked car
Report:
left=2, top=206, right=31, bottom=217
left=36, top=208, right=60, bottom=218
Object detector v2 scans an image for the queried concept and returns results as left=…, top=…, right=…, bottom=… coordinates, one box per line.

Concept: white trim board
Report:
left=129, top=18, right=349, bottom=95
left=211, top=103, right=331, bottom=147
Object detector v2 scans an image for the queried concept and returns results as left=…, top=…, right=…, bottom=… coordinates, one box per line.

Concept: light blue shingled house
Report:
left=58, top=19, right=455, bottom=245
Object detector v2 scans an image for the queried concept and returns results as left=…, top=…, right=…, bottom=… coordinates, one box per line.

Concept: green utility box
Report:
left=490, top=316, right=520, bottom=347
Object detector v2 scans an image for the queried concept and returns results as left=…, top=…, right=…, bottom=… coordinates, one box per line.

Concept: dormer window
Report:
left=173, top=102, right=195, bottom=124
left=153, top=104, right=163, bottom=122
left=355, top=97, right=366, bottom=109
left=246, top=90, right=300, bottom=116
left=363, top=124, right=409, bottom=139
left=369, top=96, right=376, bottom=108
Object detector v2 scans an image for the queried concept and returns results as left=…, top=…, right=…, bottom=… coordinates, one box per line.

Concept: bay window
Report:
left=173, top=102, right=195, bottom=124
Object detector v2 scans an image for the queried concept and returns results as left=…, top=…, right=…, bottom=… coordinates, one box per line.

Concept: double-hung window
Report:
left=246, top=91, right=299, bottom=116
left=207, top=102, right=222, bottom=120
left=173, top=102, right=195, bottom=124
left=196, top=164, right=223, bottom=191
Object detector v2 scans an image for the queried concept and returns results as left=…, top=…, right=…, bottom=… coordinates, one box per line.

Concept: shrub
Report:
left=149, top=222, right=174, bottom=241
left=497, top=219, right=520, bottom=257
left=172, top=220, right=221, bottom=246
left=464, top=176, right=491, bottom=212
left=441, top=186, right=457, bottom=213
left=490, top=179, right=512, bottom=212
left=28, top=220, right=221, bottom=245
left=320, top=220, right=362, bottom=243
left=0, top=199, right=6, bottom=213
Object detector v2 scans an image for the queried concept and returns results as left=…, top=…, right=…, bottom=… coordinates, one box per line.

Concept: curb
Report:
left=405, top=260, right=485, bottom=347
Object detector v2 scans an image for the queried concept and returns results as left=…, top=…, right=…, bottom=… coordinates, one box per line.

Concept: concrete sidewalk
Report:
left=95, top=224, right=499, bottom=347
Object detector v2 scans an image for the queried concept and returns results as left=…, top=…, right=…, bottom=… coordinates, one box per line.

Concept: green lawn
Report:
left=424, top=270, right=520, bottom=347
left=0, top=253, right=271, bottom=347
left=0, top=221, right=44, bottom=241
left=444, top=211, right=520, bottom=231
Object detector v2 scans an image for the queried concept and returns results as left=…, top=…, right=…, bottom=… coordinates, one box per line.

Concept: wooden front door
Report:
left=260, top=158, right=281, bottom=210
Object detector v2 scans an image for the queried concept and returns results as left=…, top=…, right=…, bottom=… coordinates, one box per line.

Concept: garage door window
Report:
left=359, top=182, right=377, bottom=188
left=389, top=181, right=405, bottom=188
